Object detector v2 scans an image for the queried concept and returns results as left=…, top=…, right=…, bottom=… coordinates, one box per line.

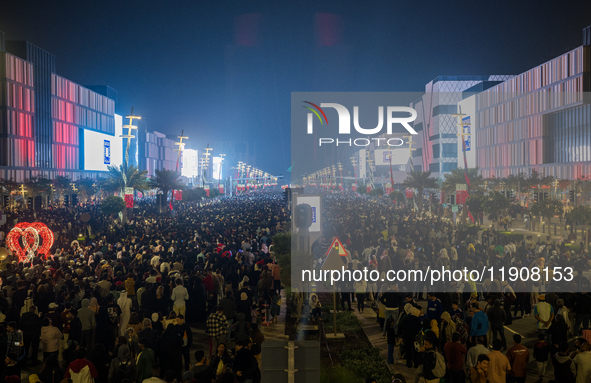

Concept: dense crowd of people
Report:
left=2, top=187, right=591, bottom=383
left=0, top=191, right=288, bottom=383
left=309, top=192, right=591, bottom=383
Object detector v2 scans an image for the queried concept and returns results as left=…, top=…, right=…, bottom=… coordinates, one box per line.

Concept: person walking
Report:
left=443, top=332, right=467, bottom=383
left=385, top=317, right=396, bottom=364
left=417, top=334, right=444, bottom=383
left=218, top=292, right=236, bottom=343
left=551, top=342, right=576, bottom=383
left=534, top=295, right=554, bottom=339
left=486, top=339, right=511, bottom=383
left=487, top=299, right=507, bottom=350
left=506, top=334, right=529, bottom=383
left=354, top=279, right=367, bottom=313
left=78, top=299, right=96, bottom=350
left=399, top=305, right=422, bottom=368
left=21, top=305, right=42, bottom=366
left=171, top=279, right=189, bottom=318
left=117, top=291, right=132, bottom=337
left=533, top=333, right=550, bottom=382
left=158, top=324, right=182, bottom=382
left=574, top=341, right=591, bottom=383
left=40, top=318, right=62, bottom=361
left=206, top=306, right=228, bottom=357
left=469, top=302, right=489, bottom=343
left=136, top=338, right=155, bottom=383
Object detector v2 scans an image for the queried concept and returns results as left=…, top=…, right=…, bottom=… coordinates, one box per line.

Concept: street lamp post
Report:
left=174, top=131, right=188, bottom=172
left=121, top=108, right=141, bottom=168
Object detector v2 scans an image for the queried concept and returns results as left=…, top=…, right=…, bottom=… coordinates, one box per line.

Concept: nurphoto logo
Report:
left=304, top=101, right=418, bottom=147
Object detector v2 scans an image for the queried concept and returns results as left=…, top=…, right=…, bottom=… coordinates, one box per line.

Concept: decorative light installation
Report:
left=6, top=222, right=54, bottom=262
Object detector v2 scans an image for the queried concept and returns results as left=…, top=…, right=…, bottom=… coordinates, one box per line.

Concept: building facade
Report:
left=0, top=32, right=187, bottom=183
left=473, top=31, right=591, bottom=179
left=409, top=75, right=513, bottom=178
left=0, top=36, right=118, bottom=181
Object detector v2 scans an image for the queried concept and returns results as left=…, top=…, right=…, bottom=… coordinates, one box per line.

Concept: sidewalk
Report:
left=354, top=308, right=417, bottom=382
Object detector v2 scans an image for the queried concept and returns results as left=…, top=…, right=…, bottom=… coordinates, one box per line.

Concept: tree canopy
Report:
left=402, top=170, right=438, bottom=211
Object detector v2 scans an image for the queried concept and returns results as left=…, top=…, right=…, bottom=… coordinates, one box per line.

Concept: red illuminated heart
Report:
left=6, top=222, right=54, bottom=262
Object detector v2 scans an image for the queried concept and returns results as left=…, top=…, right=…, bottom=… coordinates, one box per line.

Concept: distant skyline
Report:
left=2, top=1, right=591, bottom=176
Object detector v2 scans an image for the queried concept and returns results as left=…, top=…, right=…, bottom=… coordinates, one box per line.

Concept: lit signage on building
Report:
left=83, top=114, right=123, bottom=171
left=212, top=156, right=222, bottom=180
left=181, top=149, right=199, bottom=178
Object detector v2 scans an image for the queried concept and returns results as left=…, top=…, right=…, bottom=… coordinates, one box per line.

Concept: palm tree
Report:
left=104, top=165, right=149, bottom=194
left=104, top=165, right=148, bottom=222
left=402, top=170, right=438, bottom=211
left=441, top=167, right=484, bottom=193
left=150, top=169, right=183, bottom=212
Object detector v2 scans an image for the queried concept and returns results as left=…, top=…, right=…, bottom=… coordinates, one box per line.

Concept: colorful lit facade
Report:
left=0, top=32, right=183, bottom=182
left=0, top=34, right=117, bottom=181
left=472, top=28, right=591, bottom=179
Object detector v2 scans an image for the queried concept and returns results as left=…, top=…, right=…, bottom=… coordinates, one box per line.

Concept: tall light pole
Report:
left=202, top=145, right=212, bottom=187
left=217, top=153, right=225, bottom=190
left=121, top=108, right=141, bottom=168
left=553, top=178, right=559, bottom=198
left=174, top=131, right=188, bottom=172
left=453, top=109, right=473, bottom=223
left=402, top=135, right=417, bottom=172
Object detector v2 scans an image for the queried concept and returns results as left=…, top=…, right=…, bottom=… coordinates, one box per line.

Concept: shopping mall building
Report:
left=349, top=26, right=591, bottom=184
left=0, top=31, right=200, bottom=182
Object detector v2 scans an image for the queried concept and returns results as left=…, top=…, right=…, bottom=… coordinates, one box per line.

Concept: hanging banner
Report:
left=219, top=185, right=224, bottom=194
left=456, top=190, right=469, bottom=205
left=406, top=189, right=414, bottom=198
left=205, top=185, right=210, bottom=197
left=174, top=190, right=183, bottom=201
left=367, top=185, right=371, bottom=193
left=352, top=183, right=357, bottom=192
left=125, top=194, right=134, bottom=208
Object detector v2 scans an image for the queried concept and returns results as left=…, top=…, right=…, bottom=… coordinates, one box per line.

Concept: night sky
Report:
left=2, top=1, right=591, bottom=178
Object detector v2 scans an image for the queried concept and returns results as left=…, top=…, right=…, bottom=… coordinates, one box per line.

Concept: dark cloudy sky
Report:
left=2, top=0, right=591, bottom=177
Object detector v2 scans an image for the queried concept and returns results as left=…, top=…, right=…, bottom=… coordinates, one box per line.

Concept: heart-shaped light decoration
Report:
left=6, top=222, right=54, bottom=262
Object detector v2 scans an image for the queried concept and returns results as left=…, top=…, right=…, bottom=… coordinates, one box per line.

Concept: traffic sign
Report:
left=325, top=237, right=347, bottom=258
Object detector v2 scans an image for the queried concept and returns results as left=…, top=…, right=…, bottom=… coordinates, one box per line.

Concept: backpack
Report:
left=432, top=350, right=446, bottom=378
left=414, top=328, right=432, bottom=347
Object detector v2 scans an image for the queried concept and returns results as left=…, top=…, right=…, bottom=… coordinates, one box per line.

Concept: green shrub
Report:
left=321, top=304, right=362, bottom=332
left=340, top=347, right=392, bottom=383
left=320, top=366, right=363, bottom=383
